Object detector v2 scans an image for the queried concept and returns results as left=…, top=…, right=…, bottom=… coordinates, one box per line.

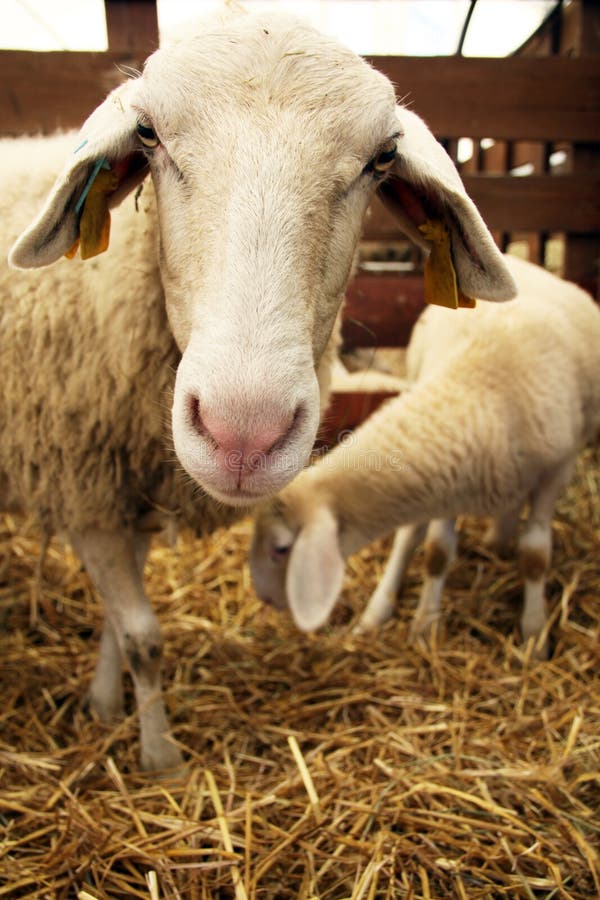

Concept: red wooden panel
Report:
left=316, top=390, right=398, bottom=449
left=343, top=274, right=425, bottom=349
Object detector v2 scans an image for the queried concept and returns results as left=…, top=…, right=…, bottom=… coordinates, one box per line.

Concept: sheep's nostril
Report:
left=269, top=403, right=305, bottom=454
left=188, top=394, right=200, bottom=431
left=187, top=395, right=216, bottom=446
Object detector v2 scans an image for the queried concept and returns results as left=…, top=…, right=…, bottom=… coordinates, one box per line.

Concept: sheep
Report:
left=250, top=255, right=600, bottom=659
left=3, top=11, right=516, bottom=769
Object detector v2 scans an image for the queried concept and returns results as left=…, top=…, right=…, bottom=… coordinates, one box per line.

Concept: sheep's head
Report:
left=9, top=12, right=516, bottom=506
left=250, top=484, right=345, bottom=632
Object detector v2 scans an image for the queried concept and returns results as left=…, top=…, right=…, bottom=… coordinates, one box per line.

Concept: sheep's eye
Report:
left=364, top=139, right=397, bottom=178
left=270, top=545, right=290, bottom=563
left=136, top=120, right=159, bottom=149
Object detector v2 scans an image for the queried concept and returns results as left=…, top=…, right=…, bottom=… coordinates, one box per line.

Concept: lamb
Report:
left=250, top=256, right=600, bottom=659
left=3, top=11, right=516, bottom=769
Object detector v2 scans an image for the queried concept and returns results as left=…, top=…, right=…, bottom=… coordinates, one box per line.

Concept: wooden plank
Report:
left=464, top=174, right=600, bottom=232
left=561, top=1, right=600, bottom=297
left=363, top=174, right=600, bottom=239
left=367, top=55, right=600, bottom=141
left=0, top=50, right=146, bottom=136
left=1, top=50, right=598, bottom=141
left=342, top=275, right=424, bottom=348
left=105, top=0, right=159, bottom=56
left=564, top=147, right=600, bottom=295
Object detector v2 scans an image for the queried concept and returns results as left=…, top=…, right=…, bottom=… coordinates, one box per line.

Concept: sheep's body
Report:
left=2, top=136, right=215, bottom=534
left=250, top=256, right=600, bottom=655
left=4, top=12, right=516, bottom=769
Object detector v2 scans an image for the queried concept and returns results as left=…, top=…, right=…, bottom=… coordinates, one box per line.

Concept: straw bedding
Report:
left=0, top=447, right=598, bottom=899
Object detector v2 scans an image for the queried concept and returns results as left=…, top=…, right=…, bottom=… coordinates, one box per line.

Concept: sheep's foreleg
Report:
left=410, top=518, right=456, bottom=640
left=89, top=617, right=125, bottom=721
left=518, top=456, right=575, bottom=660
left=70, top=528, right=183, bottom=771
left=355, top=523, right=426, bottom=633
left=86, top=532, right=152, bottom=722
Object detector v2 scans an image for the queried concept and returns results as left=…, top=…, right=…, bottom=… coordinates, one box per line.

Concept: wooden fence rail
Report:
left=1, top=0, right=598, bottom=441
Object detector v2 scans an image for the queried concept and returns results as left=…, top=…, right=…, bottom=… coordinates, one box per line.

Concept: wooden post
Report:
left=561, top=0, right=600, bottom=295
left=105, top=0, right=159, bottom=56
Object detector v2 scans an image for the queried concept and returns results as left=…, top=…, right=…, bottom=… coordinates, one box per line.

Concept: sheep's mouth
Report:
left=210, top=486, right=269, bottom=506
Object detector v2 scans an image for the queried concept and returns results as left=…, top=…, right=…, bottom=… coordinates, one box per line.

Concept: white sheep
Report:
left=250, top=256, right=600, bottom=658
left=4, top=11, right=516, bottom=768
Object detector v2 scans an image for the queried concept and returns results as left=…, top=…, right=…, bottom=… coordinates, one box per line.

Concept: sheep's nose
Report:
left=188, top=397, right=295, bottom=473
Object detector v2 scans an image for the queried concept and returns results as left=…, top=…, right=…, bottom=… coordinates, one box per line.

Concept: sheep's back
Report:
left=415, top=263, right=600, bottom=479
left=411, top=255, right=600, bottom=444
left=353, top=264, right=600, bottom=519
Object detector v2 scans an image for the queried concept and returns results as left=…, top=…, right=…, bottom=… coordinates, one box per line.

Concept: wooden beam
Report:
left=561, top=0, right=600, bottom=295
left=368, top=55, right=600, bottom=141
left=1, top=50, right=598, bottom=141
left=0, top=50, right=145, bottom=135
left=465, top=174, right=600, bottom=232
left=364, top=174, right=600, bottom=239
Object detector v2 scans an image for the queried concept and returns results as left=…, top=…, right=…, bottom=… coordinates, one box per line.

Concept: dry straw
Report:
left=0, top=447, right=598, bottom=898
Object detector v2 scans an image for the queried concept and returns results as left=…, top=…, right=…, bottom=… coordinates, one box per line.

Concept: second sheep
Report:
left=250, top=256, right=600, bottom=658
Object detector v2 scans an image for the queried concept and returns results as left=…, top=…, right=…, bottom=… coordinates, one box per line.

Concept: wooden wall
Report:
left=1, top=0, right=599, bottom=356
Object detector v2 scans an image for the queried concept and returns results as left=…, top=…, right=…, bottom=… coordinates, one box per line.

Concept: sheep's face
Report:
left=250, top=489, right=346, bottom=632
left=249, top=499, right=297, bottom=611
left=135, top=16, right=399, bottom=505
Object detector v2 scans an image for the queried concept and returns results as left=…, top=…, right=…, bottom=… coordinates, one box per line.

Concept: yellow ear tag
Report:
left=78, top=167, right=119, bottom=260
left=418, top=219, right=476, bottom=309
left=65, top=159, right=119, bottom=261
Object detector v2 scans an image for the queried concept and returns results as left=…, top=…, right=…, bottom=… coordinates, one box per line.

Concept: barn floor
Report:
left=0, top=448, right=598, bottom=899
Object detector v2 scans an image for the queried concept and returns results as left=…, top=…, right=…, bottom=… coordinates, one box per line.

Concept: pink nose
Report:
left=189, top=397, right=295, bottom=475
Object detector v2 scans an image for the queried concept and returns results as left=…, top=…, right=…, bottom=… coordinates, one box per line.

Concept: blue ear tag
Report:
left=74, top=157, right=110, bottom=214
left=66, top=156, right=119, bottom=261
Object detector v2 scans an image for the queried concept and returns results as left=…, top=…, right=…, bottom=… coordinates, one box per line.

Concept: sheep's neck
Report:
left=308, top=384, right=508, bottom=558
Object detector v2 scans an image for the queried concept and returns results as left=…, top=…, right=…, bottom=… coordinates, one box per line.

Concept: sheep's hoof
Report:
left=87, top=690, right=125, bottom=724
left=353, top=593, right=395, bottom=634
left=408, top=614, right=440, bottom=644
left=520, top=633, right=550, bottom=662
left=352, top=616, right=382, bottom=635
left=141, top=740, right=185, bottom=774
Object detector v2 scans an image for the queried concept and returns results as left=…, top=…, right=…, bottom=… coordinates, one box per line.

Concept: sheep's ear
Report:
left=286, top=507, right=345, bottom=632
left=9, top=80, right=148, bottom=270
left=380, top=107, right=516, bottom=305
